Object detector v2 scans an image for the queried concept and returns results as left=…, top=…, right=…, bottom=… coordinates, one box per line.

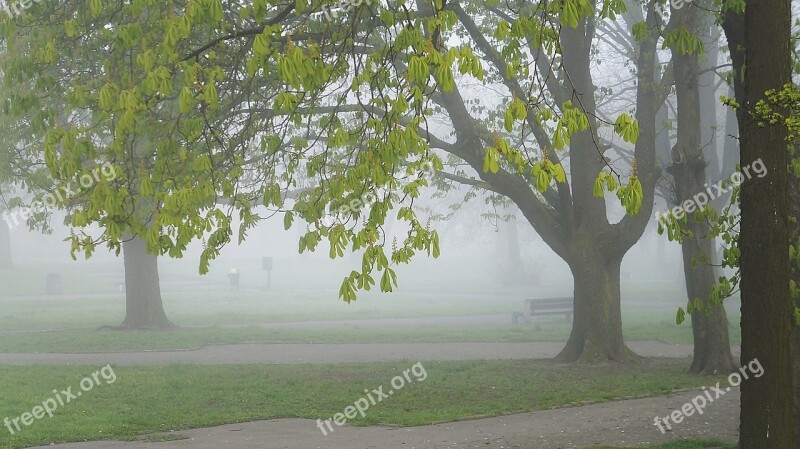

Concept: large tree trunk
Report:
left=548, top=0, right=659, bottom=364
left=723, top=0, right=796, bottom=446
left=556, top=238, right=634, bottom=363
left=788, top=71, right=800, bottom=448
left=668, top=8, right=734, bottom=375
left=720, top=86, right=740, bottom=178
left=121, top=236, right=173, bottom=329
left=788, top=140, right=800, bottom=449
left=795, top=325, right=800, bottom=449
left=0, top=217, right=12, bottom=268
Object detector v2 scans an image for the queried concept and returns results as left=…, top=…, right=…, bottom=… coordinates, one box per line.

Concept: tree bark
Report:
left=795, top=325, right=800, bottom=449
left=556, top=232, right=634, bottom=362
left=723, top=0, right=796, bottom=446
left=788, top=138, right=800, bottom=449
left=698, top=22, right=720, bottom=182
left=667, top=5, right=734, bottom=375
left=0, top=217, right=12, bottom=269
left=720, top=86, right=740, bottom=178
left=120, top=236, right=173, bottom=329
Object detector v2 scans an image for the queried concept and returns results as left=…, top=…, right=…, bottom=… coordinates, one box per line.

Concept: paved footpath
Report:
left=27, top=389, right=739, bottom=449
left=7, top=341, right=741, bottom=448
left=0, top=341, right=739, bottom=366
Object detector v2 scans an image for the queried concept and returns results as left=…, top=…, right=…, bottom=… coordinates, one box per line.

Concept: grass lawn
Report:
left=0, top=358, right=726, bottom=449
left=0, top=277, right=742, bottom=354
left=0, top=308, right=741, bottom=353
left=0, top=262, right=723, bottom=331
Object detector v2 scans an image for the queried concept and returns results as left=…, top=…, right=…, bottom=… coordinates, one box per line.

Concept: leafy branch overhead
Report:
left=1, top=0, right=646, bottom=301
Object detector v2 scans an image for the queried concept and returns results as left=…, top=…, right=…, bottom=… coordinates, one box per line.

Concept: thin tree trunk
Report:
left=121, top=236, right=173, bottom=329
left=681, top=234, right=734, bottom=374
left=0, top=217, right=12, bottom=269
left=668, top=6, right=734, bottom=375
left=698, top=23, right=720, bottom=182
left=497, top=217, right=527, bottom=284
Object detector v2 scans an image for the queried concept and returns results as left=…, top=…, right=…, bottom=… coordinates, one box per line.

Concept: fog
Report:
left=0, top=196, right=700, bottom=332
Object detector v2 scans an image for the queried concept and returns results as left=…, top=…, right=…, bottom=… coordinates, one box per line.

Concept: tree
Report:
left=791, top=131, right=800, bottom=449
left=0, top=0, right=272, bottom=328
left=2, top=0, right=660, bottom=356
left=662, top=2, right=735, bottom=374
left=721, top=0, right=797, bottom=446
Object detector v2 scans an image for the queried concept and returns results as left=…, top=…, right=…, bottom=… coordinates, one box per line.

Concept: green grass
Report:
left=587, top=440, right=735, bottom=449
left=0, top=262, right=740, bottom=353
left=0, top=358, right=725, bottom=449
left=0, top=307, right=741, bottom=353
left=0, top=289, right=537, bottom=330
left=0, top=262, right=705, bottom=331
left=0, top=265, right=121, bottom=297
left=0, top=262, right=741, bottom=352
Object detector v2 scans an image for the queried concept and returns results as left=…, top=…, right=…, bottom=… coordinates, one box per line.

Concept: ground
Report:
left=3, top=338, right=740, bottom=449
left=23, top=388, right=738, bottom=449
left=0, top=268, right=741, bottom=449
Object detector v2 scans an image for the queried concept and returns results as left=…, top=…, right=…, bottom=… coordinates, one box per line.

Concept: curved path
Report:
left=0, top=341, right=740, bottom=365
left=29, top=388, right=739, bottom=449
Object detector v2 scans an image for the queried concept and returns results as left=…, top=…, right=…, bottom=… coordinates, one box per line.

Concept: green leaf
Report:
left=284, top=211, right=294, bottom=230
left=380, top=268, right=397, bottom=292
left=676, top=307, right=686, bottom=325
left=179, top=86, right=194, bottom=113
left=89, top=0, right=103, bottom=17
left=483, top=147, right=500, bottom=174
left=552, top=163, right=567, bottom=183
left=593, top=175, right=605, bottom=197
left=535, top=168, right=551, bottom=192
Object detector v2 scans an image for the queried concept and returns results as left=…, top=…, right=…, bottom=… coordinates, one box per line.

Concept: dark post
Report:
left=262, top=257, right=273, bottom=289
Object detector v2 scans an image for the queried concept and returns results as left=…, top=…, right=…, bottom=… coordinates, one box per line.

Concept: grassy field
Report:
left=0, top=358, right=727, bottom=449
left=0, top=260, right=714, bottom=330
left=0, top=261, right=741, bottom=352
left=0, top=261, right=742, bottom=449
left=0, top=308, right=741, bottom=353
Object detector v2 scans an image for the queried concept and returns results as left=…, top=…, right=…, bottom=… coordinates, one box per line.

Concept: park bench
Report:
left=511, top=297, right=574, bottom=324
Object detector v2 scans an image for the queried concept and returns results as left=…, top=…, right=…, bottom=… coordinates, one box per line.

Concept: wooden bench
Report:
left=512, top=297, right=574, bottom=324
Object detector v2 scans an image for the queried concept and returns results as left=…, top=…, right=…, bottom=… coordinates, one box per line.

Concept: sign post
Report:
left=262, top=257, right=273, bottom=289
